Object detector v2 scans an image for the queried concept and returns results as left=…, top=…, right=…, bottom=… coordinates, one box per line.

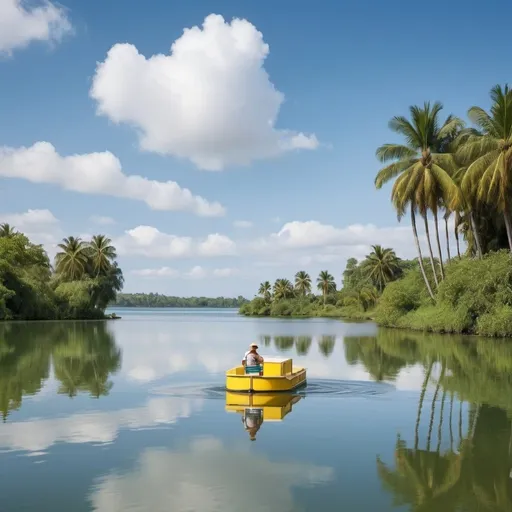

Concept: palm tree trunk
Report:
left=423, top=214, right=439, bottom=288
left=504, top=210, right=512, bottom=252
left=415, top=359, right=434, bottom=450
left=411, top=209, right=436, bottom=301
left=436, top=389, right=447, bottom=454
left=449, top=392, right=454, bottom=452
left=455, top=226, right=461, bottom=259
left=427, top=364, right=444, bottom=452
left=444, top=216, right=451, bottom=262
left=469, top=210, right=483, bottom=258
left=433, top=210, right=445, bottom=280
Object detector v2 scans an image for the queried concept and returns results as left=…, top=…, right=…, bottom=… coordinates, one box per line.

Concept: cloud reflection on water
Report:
left=89, top=436, right=334, bottom=512
left=0, top=397, right=199, bottom=453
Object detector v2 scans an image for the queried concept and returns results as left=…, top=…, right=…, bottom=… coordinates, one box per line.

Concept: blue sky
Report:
left=0, top=0, right=510, bottom=297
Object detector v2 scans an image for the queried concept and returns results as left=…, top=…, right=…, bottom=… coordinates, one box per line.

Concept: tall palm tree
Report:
left=0, top=223, right=16, bottom=238
left=458, top=84, right=512, bottom=250
left=55, top=236, right=89, bottom=281
left=258, top=281, right=272, bottom=302
left=273, top=279, right=294, bottom=301
left=362, top=245, right=402, bottom=292
left=316, top=270, right=336, bottom=305
left=294, top=270, right=311, bottom=297
left=88, top=235, right=117, bottom=276
left=375, top=102, right=462, bottom=295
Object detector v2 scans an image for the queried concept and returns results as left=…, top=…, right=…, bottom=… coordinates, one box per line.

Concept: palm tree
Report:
left=0, top=223, right=16, bottom=238
left=375, top=102, right=462, bottom=297
left=294, top=271, right=311, bottom=297
left=343, top=286, right=379, bottom=311
left=458, top=84, right=512, bottom=250
left=55, top=236, right=89, bottom=281
left=273, top=279, right=294, bottom=301
left=316, top=270, right=336, bottom=305
left=88, top=235, right=116, bottom=276
left=258, top=281, right=272, bottom=302
left=362, top=245, right=402, bottom=292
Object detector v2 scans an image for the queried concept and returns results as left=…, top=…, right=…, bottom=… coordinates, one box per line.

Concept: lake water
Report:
left=0, top=307, right=511, bottom=511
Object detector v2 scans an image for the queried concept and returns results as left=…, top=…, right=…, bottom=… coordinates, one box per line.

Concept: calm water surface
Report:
left=0, top=307, right=510, bottom=511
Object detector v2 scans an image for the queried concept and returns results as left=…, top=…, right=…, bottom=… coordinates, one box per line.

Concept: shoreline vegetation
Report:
left=111, top=293, right=248, bottom=308
left=241, top=85, right=512, bottom=337
left=0, top=224, right=123, bottom=321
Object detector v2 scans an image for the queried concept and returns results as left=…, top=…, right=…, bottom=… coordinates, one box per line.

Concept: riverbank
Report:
left=241, top=251, right=512, bottom=337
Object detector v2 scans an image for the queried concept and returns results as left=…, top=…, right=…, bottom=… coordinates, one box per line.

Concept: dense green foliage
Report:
left=0, top=225, right=123, bottom=320
left=113, top=293, right=248, bottom=308
left=376, top=250, right=512, bottom=336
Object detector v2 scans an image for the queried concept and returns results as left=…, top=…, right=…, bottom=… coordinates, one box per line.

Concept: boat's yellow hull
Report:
left=225, top=365, right=306, bottom=392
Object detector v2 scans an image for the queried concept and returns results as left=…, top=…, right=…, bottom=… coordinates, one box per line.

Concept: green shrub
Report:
left=477, top=306, right=512, bottom=337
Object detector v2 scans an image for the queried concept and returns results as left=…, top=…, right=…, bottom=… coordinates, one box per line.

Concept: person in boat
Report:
left=243, top=343, right=264, bottom=367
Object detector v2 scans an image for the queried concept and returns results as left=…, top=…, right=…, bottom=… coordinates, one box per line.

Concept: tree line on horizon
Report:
left=0, top=223, right=123, bottom=320
left=112, top=293, right=248, bottom=308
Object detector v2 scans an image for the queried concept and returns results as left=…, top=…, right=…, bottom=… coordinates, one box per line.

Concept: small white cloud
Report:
left=212, top=267, right=239, bottom=278
left=132, top=266, right=239, bottom=279
left=233, top=220, right=252, bottom=229
left=198, top=234, right=236, bottom=256
left=90, top=14, right=318, bottom=170
left=132, top=267, right=179, bottom=278
left=0, top=0, right=72, bottom=56
left=186, top=266, right=207, bottom=279
left=0, top=142, right=224, bottom=217
left=90, top=215, right=116, bottom=225
left=116, top=226, right=236, bottom=259
left=0, top=208, right=62, bottom=249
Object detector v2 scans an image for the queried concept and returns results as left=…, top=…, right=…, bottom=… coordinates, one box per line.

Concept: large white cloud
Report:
left=0, top=142, right=224, bottom=216
left=115, top=226, right=236, bottom=259
left=0, top=0, right=72, bottom=55
left=258, top=220, right=413, bottom=250
left=90, top=13, right=318, bottom=171
left=89, top=437, right=334, bottom=512
left=250, top=218, right=466, bottom=265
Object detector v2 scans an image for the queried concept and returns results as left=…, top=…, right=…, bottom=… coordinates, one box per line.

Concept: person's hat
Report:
left=250, top=342, right=258, bottom=349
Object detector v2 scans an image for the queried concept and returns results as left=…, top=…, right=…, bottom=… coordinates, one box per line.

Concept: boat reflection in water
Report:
left=225, top=392, right=302, bottom=441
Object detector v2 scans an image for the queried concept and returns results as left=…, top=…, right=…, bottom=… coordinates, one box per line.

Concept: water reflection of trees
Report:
left=360, top=328, right=512, bottom=511
left=0, top=322, right=121, bottom=420
left=258, top=335, right=334, bottom=356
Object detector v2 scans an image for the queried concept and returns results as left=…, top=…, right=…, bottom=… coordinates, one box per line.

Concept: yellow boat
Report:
left=225, top=356, right=306, bottom=393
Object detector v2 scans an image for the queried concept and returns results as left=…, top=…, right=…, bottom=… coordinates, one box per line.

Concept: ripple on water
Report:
left=150, top=379, right=395, bottom=400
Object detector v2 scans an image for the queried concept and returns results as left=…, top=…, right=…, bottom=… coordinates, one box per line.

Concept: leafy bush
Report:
left=377, top=251, right=512, bottom=335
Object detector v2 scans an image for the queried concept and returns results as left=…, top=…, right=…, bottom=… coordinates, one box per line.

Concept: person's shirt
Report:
left=246, top=351, right=260, bottom=366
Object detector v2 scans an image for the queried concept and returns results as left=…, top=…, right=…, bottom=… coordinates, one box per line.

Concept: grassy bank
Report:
left=375, top=250, right=512, bottom=337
